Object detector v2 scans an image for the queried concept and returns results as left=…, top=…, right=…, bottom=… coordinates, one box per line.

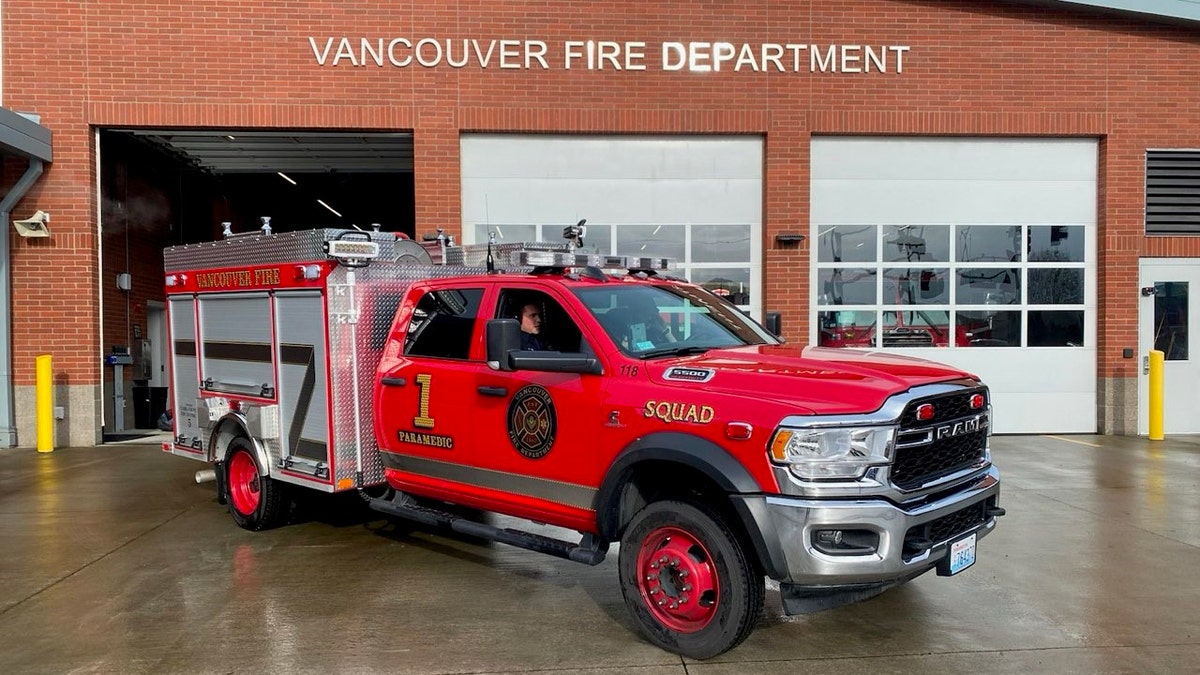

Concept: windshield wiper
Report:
left=637, top=345, right=712, bottom=360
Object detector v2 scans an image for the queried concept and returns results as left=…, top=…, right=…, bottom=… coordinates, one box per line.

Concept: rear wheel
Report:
left=225, top=439, right=289, bottom=531
left=618, top=500, right=764, bottom=659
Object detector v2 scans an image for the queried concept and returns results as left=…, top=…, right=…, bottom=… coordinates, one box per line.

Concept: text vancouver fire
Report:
left=308, top=38, right=910, bottom=73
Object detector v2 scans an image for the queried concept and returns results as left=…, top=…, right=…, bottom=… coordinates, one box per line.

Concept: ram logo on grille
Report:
left=935, top=414, right=985, bottom=440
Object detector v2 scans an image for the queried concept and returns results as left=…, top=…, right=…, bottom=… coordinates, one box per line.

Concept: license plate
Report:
left=947, top=533, right=977, bottom=575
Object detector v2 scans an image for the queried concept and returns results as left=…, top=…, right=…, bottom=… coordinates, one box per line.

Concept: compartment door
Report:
left=167, top=296, right=204, bottom=455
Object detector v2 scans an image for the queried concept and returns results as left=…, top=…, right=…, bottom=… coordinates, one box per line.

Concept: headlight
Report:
left=769, top=425, right=895, bottom=480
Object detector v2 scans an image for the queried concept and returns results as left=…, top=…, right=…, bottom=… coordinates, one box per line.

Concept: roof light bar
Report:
left=509, top=249, right=676, bottom=271
left=627, top=256, right=676, bottom=271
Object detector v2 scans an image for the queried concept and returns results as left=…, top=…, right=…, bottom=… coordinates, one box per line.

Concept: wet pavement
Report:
left=0, top=434, right=1197, bottom=674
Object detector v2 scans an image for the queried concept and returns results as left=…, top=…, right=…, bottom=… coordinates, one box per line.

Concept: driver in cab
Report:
left=519, top=302, right=553, bottom=351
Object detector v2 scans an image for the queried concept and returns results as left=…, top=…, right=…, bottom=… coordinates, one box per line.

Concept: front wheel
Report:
left=225, top=439, right=290, bottom=531
left=618, top=500, right=764, bottom=659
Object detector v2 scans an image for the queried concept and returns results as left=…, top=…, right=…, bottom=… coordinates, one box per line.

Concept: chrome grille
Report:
left=891, top=389, right=989, bottom=491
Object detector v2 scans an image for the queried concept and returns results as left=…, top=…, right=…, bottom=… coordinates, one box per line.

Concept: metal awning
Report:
left=112, top=129, right=413, bottom=174
left=0, top=108, right=51, bottom=162
left=1017, top=0, right=1200, bottom=25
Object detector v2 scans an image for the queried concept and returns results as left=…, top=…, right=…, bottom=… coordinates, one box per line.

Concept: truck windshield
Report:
left=573, top=284, right=779, bottom=358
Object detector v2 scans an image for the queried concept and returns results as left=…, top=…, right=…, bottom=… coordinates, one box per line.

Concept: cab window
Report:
left=404, top=288, right=484, bottom=359
left=496, top=289, right=588, bottom=353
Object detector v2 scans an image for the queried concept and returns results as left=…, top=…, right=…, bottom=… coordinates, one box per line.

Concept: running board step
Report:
left=367, top=494, right=608, bottom=566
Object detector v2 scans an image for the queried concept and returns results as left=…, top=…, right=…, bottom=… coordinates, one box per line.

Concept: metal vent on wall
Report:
left=1147, top=150, right=1200, bottom=234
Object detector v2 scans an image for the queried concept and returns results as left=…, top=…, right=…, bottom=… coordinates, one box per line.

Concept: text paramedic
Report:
left=309, top=38, right=910, bottom=73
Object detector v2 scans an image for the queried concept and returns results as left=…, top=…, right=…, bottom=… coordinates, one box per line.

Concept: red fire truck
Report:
left=162, top=226, right=1003, bottom=659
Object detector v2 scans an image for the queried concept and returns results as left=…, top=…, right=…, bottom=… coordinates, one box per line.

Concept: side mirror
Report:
left=485, top=318, right=604, bottom=375
left=764, top=311, right=783, bottom=339
left=486, top=319, right=522, bottom=371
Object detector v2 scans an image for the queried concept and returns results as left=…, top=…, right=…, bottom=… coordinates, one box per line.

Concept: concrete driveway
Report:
left=0, top=434, right=1197, bottom=674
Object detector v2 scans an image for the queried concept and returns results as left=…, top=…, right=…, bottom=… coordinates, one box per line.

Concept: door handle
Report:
left=477, top=385, right=508, bottom=397
left=381, top=376, right=407, bottom=387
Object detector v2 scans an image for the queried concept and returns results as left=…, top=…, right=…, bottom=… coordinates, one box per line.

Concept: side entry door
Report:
left=471, top=286, right=610, bottom=530
left=375, top=284, right=487, bottom=483
left=1138, top=259, right=1200, bottom=434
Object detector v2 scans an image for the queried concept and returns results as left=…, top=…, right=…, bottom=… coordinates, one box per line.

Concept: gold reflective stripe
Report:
left=380, top=452, right=595, bottom=511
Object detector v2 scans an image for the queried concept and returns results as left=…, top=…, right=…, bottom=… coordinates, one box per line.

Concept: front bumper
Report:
left=742, top=465, right=1001, bottom=586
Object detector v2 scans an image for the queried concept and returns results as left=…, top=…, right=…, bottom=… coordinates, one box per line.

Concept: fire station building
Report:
left=2, top=0, right=1199, bottom=446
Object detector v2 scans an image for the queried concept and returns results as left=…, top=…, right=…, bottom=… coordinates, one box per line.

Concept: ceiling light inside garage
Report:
left=317, top=199, right=342, bottom=218
left=113, top=130, right=415, bottom=174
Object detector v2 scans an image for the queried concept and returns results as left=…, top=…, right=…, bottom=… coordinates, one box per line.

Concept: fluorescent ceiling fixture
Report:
left=277, top=172, right=296, bottom=185
left=224, top=135, right=236, bottom=141
left=317, top=199, right=343, bottom=218
left=652, top=225, right=662, bottom=235
left=494, top=226, right=504, bottom=238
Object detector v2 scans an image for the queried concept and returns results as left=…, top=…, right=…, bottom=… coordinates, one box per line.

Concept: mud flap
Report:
left=213, top=461, right=227, bottom=506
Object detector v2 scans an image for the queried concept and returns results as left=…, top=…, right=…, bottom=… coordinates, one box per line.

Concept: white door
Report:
left=460, top=134, right=763, bottom=319
left=148, top=302, right=167, bottom=387
left=1138, top=259, right=1200, bottom=435
left=811, top=137, right=1098, bottom=434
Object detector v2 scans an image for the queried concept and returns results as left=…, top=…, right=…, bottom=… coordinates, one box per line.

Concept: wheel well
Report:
left=209, top=417, right=253, bottom=465
left=605, top=461, right=756, bottom=566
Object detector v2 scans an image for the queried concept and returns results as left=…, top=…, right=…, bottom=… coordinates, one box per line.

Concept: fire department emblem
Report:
left=507, top=385, right=557, bottom=459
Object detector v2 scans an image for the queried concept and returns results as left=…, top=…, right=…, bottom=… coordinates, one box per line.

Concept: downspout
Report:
left=0, top=158, right=45, bottom=446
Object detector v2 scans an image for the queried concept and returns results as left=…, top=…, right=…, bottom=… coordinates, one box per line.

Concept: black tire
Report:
left=224, top=439, right=290, bottom=531
left=618, top=500, right=764, bottom=659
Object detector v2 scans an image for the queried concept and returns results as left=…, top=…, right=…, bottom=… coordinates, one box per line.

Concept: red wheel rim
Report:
left=635, top=526, right=719, bottom=633
left=228, top=450, right=261, bottom=516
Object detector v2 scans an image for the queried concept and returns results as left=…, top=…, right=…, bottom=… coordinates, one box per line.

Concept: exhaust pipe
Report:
left=195, top=469, right=217, bottom=484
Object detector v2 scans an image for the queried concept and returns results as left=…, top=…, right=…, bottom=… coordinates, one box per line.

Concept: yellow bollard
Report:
left=36, top=354, right=54, bottom=452
left=35, top=354, right=56, bottom=452
left=1148, top=349, right=1164, bottom=441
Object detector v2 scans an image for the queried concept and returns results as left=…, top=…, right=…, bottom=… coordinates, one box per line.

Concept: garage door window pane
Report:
left=819, top=310, right=875, bottom=347
left=1028, top=269, right=1084, bottom=304
left=1029, top=225, right=1084, bottom=262
left=883, top=225, right=950, bottom=262
left=475, top=224, right=536, bottom=243
left=958, top=226, right=1021, bottom=263
left=959, top=310, right=1022, bottom=347
left=957, top=268, right=1021, bottom=305
left=576, top=224, right=612, bottom=254
left=818, top=225, right=876, bottom=263
left=884, top=268, right=948, bottom=304
left=693, top=224, right=751, bottom=262
left=1154, top=282, right=1188, bottom=360
left=618, top=224, right=685, bottom=259
left=818, top=268, right=876, bottom=305
left=881, top=310, right=951, bottom=347
left=691, top=267, right=751, bottom=306
left=1028, top=310, right=1084, bottom=347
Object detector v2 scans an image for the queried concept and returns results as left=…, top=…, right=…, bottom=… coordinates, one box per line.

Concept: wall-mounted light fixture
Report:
left=774, top=232, right=805, bottom=248
left=12, top=210, right=50, bottom=238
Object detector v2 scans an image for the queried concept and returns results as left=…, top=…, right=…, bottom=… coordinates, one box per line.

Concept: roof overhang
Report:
left=1015, top=0, right=1200, bottom=27
left=0, top=108, right=51, bottom=163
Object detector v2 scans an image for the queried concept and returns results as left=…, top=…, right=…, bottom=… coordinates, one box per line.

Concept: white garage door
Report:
left=461, top=135, right=763, bottom=318
left=811, top=137, right=1098, bottom=434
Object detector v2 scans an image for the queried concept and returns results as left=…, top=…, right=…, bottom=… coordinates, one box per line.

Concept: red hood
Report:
left=646, top=345, right=978, bottom=416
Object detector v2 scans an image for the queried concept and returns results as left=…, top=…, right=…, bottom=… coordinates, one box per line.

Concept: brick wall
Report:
left=4, top=0, right=1200, bottom=437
